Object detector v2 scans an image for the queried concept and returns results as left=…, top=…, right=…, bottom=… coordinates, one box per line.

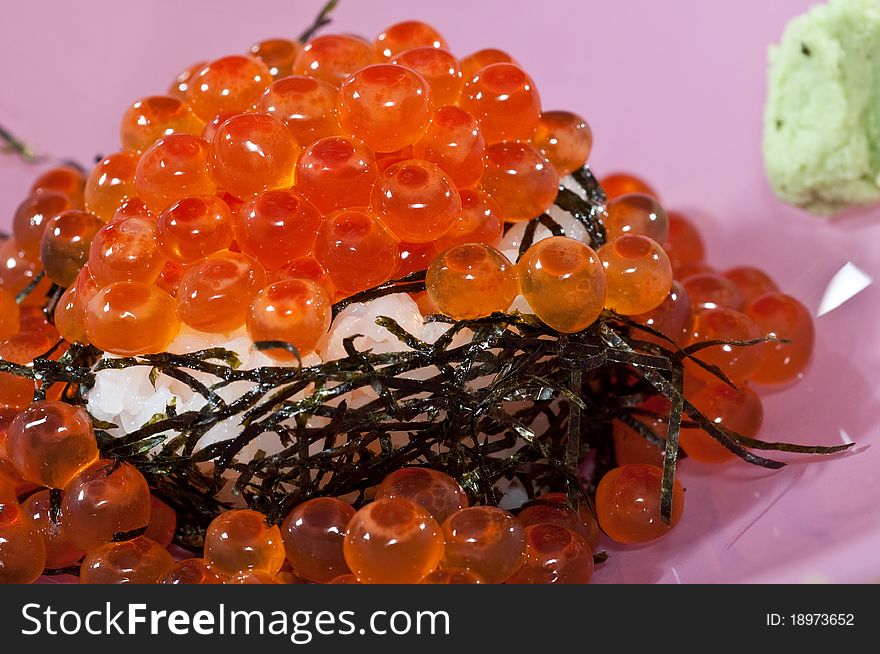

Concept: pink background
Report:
left=2, top=0, right=879, bottom=583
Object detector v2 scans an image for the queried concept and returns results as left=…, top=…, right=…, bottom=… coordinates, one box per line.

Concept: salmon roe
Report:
left=157, top=194, right=234, bottom=263
left=599, top=234, right=673, bottom=315
left=460, top=48, right=517, bottom=79
left=374, top=21, right=448, bottom=60
left=596, top=463, right=684, bottom=544
left=162, top=558, right=223, bottom=584
left=0, top=289, right=21, bottom=341
left=250, top=38, right=299, bottom=78
left=84, top=151, right=140, bottom=222
left=31, top=166, right=86, bottom=208
left=85, top=282, right=180, bottom=355
left=441, top=506, right=526, bottom=584
left=426, top=243, right=517, bottom=319
left=532, top=110, right=593, bottom=175
left=745, top=293, right=814, bottom=384
left=296, top=136, right=379, bottom=214
left=23, top=489, right=85, bottom=569
left=681, top=381, right=764, bottom=463
left=664, top=210, right=706, bottom=273
left=600, top=172, right=658, bottom=201
left=461, top=63, right=541, bottom=144
left=80, top=536, right=175, bottom=584
left=89, top=216, right=166, bottom=285
left=604, top=193, right=669, bottom=244
left=376, top=467, right=468, bottom=524
left=236, top=189, right=322, bottom=269
left=13, top=192, right=72, bottom=259
left=135, top=133, right=217, bottom=213
left=724, top=266, right=780, bottom=305
left=246, top=279, right=332, bottom=359
left=204, top=509, right=286, bottom=577
left=688, top=307, right=765, bottom=382
left=420, top=568, right=485, bottom=584
left=186, top=55, right=271, bottom=121
left=517, top=492, right=600, bottom=551
left=631, top=280, right=694, bottom=347
left=293, top=34, right=377, bottom=87
left=683, top=272, right=745, bottom=311
left=120, top=95, right=204, bottom=153
left=434, top=188, right=504, bottom=251
left=39, top=210, right=103, bottom=286
left=281, top=497, right=355, bottom=583
left=259, top=75, right=341, bottom=144
left=144, top=495, right=178, bottom=549
left=481, top=142, right=559, bottom=221
left=412, top=105, right=486, bottom=188
left=0, top=501, right=47, bottom=584
left=507, top=524, right=594, bottom=584
left=392, top=47, right=463, bottom=106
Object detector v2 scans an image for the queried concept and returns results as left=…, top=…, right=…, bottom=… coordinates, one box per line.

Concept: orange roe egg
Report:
left=461, top=63, right=541, bottom=144
left=604, top=193, right=669, bottom=244
left=176, top=251, right=267, bottom=334
left=338, top=64, right=433, bottom=153
left=507, top=524, right=594, bottom=584
left=111, top=196, right=156, bottom=223
left=664, top=210, right=705, bottom=273
left=250, top=38, right=299, bottom=78
left=674, top=261, right=715, bottom=280
left=376, top=467, right=468, bottom=524
left=427, top=243, right=517, bottom=319
left=161, top=557, right=223, bottom=584
left=518, top=236, right=606, bottom=333
left=420, top=568, right=484, bottom=584
left=0, top=240, right=50, bottom=300
left=17, top=305, right=57, bottom=340
left=723, top=266, right=779, bottom=304
left=168, top=61, right=206, bottom=100
left=613, top=414, right=667, bottom=468
left=631, top=280, right=693, bottom=347
left=13, top=192, right=72, bottom=259
left=314, top=207, right=400, bottom=295
left=392, top=47, right=463, bottom=106
left=224, top=570, right=283, bottom=584
left=84, top=282, right=180, bottom=355
left=481, top=142, right=559, bottom=221
left=31, top=166, right=86, bottom=208
left=270, top=256, right=335, bottom=297
left=460, top=48, right=517, bottom=80
left=517, top=492, right=600, bottom=552
left=434, top=189, right=504, bottom=251
left=39, top=209, right=103, bottom=286
left=154, top=260, right=187, bottom=297
left=327, top=573, right=360, bottom=584
left=0, top=501, right=47, bottom=584
left=343, top=497, right=444, bottom=584
left=533, top=111, right=593, bottom=175
left=157, top=194, right=234, bottom=263
left=600, top=172, right=658, bottom=201
left=596, top=463, right=684, bottom=544
left=88, top=216, right=166, bottom=285
left=246, top=279, right=332, bottom=359
left=202, top=111, right=241, bottom=145
left=293, top=34, right=377, bottom=87
left=281, top=497, right=355, bottom=583
left=204, top=509, right=286, bottom=577
left=119, top=95, right=204, bottom=153
left=745, top=293, right=814, bottom=384
left=296, top=135, right=379, bottom=213
left=7, top=400, right=98, bottom=489
left=0, top=332, right=53, bottom=410
left=144, top=495, right=177, bottom=549
left=259, top=75, right=341, bottom=144
left=375, top=146, right=414, bottom=171
left=394, top=241, right=436, bottom=278
left=84, top=151, right=140, bottom=222
left=599, top=234, right=673, bottom=315
left=441, top=506, right=526, bottom=583
left=412, top=105, right=486, bottom=188
left=72, top=262, right=100, bottom=320
left=371, top=159, right=461, bottom=243
left=681, top=382, right=763, bottom=463
left=375, top=21, right=448, bottom=60
left=683, top=272, right=745, bottom=311
left=0, top=290, right=20, bottom=341
left=54, top=286, right=87, bottom=344
left=136, top=133, right=217, bottom=213
left=208, top=112, right=300, bottom=199
left=688, top=307, right=765, bottom=382
left=80, top=536, right=175, bottom=584
left=236, top=189, right=322, bottom=269
left=186, top=55, right=271, bottom=121
left=23, top=489, right=85, bottom=569
left=61, top=459, right=152, bottom=551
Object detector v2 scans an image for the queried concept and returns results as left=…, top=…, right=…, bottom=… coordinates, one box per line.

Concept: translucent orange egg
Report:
left=296, top=135, right=379, bottom=213
left=427, top=243, right=517, bottom=319
left=631, top=280, right=693, bottom=348
left=375, top=146, right=414, bottom=171
left=72, top=262, right=100, bottom=321
left=120, top=95, right=204, bottom=153
left=154, top=260, right=188, bottom=297
left=745, top=293, right=814, bottom=384
left=23, top=489, right=85, bottom=569
left=723, top=266, right=779, bottom=304
left=54, top=285, right=87, bottom=344
left=343, top=497, right=444, bottom=584
left=376, top=467, right=468, bottom=524
left=674, top=261, right=715, bottom=280
left=250, top=38, right=299, bottom=78
left=682, top=272, right=745, bottom=311
left=204, top=509, right=286, bottom=576
left=281, top=497, right=355, bottom=583
left=338, top=64, right=433, bottom=153
left=517, top=492, right=600, bottom=551
left=135, top=133, right=217, bottom=213
left=461, top=63, right=541, bottom=144
left=688, top=307, right=765, bottom=382
left=599, top=234, right=673, bottom=315
left=0, top=290, right=20, bottom=341
left=293, top=34, right=377, bottom=87
left=392, top=47, right=463, bottom=106
left=533, top=111, right=593, bottom=175
left=0, top=332, right=53, bottom=410
left=596, top=463, right=684, bottom=543
left=420, top=568, right=485, bottom=584
left=314, top=207, right=400, bottom=296
left=481, top=142, right=559, bottom=221
left=31, top=166, right=86, bottom=208
left=13, top=192, right=72, bottom=259
left=168, top=61, right=206, bottom=100
left=208, top=112, right=300, bottom=199
left=612, top=415, right=666, bottom=468
left=61, top=459, right=152, bottom=551
left=664, top=210, right=705, bottom=274
left=246, top=279, right=332, bottom=359
left=390, top=241, right=433, bottom=279
left=507, top=524, right=594, bottom=584
left=186, top=55, right=272, bottom=121
left=84, top=282, right=180, bottom=355
left=161, top=557, right=223, bottom=584
left=259, top=75, right=341, bottom=144
left=84, top=151, right=140, bottom=222
left=460, top=48, right=517, bottom=80
left=88, top=216, right=166, bottom=285
left=441, top=506, right=526, bottom=583
left=236, top=189, right=322, bottom=269
left=144, top=495, right=177, bottom=549
left=0, top=239, right=48, bottom=301
left=157, top=195, right=234, bottom=263
left=599, top=172, right=658, bottom=202
left=17, top=305, right=57, bottom=340
left=604, top=193, right=669, bottom=244
left=6, top=400, right=98, bottom=489
left=412, top=105, right=486, bottom=188
left=111, top=196, right=156, bottom=223
left=0, top=501, right=47, bottom=584
left=80, top=536, right=174, bottom=584
left=434, top=189, right=503, bottom=251
left=39, top=209, right=103, bottom=286
left=270, top=256, right=335, bottom=296
left=681, top=382, right=763, bottom=463
left=375, top=21, right=448, bottom=60
left=176, top=251, right=267, bottom=334
left=518, top=236, right=606, bottom=333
